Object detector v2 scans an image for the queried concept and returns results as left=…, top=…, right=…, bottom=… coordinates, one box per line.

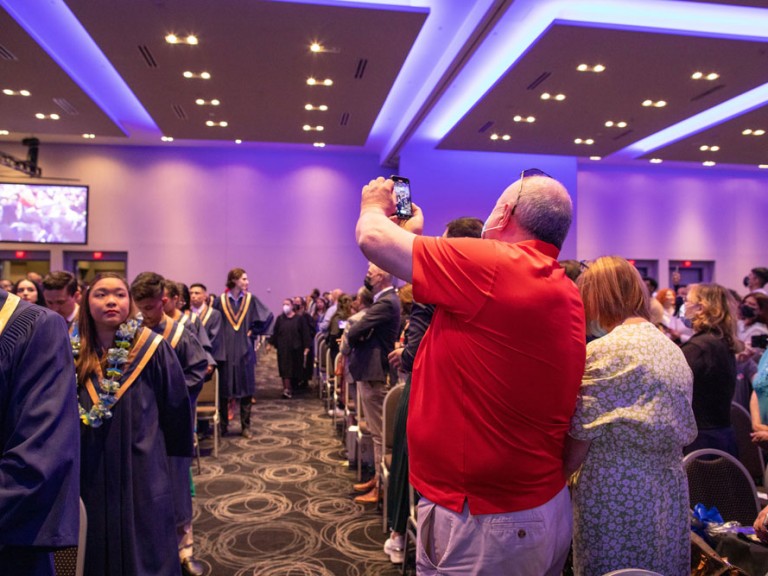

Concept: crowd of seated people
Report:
left=5, top=244, right=768, bottom=575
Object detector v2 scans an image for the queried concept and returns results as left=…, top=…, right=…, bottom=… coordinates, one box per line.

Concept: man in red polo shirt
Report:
left=355, top=171, right=585, bottom=575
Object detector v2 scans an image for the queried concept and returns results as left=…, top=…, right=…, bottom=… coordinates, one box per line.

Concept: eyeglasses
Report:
left=579, top=260, right=590, bottom=270
left=512, top=168, right=552, bottom=215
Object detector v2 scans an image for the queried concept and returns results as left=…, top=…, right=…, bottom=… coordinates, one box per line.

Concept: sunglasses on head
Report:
left=512, top=168, right=553, bottom=214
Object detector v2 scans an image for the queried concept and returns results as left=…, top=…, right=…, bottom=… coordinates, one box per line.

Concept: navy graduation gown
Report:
left=79, top=327, right=192, bottom=576
left=0, top=292, right=80, bottom=576
left=213, top=292, right=272, bottom=397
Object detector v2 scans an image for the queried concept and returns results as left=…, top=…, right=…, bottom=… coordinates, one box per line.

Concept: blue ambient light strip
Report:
left=415, top=0, right=768, bottom=159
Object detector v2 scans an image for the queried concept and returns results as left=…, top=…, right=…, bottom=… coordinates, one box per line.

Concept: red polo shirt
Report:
left=409, top=236, right=585, bottom=514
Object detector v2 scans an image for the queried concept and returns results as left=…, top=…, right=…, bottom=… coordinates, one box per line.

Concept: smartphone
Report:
left=338, top=320, right=347, bottom=330
left=752, top=334, right=768, bottom=349
left=391, top=175, right=413, bottom=219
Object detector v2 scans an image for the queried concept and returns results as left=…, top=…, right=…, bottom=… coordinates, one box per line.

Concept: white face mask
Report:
left=481, top=210, right=504, bottom=239
left=282, top=304, right=292, bottom=315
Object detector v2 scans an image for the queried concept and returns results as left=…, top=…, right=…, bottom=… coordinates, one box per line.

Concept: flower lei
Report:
left=72, top=319, right=140, bottom=427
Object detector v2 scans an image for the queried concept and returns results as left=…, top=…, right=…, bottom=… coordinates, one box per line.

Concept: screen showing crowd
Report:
left=0, top=182, right=88, bottom=244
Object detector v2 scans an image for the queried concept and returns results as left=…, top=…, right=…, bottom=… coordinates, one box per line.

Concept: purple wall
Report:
left=578, top=163, right=768, bottom=291
left=11, top=143, right=382, bottom=313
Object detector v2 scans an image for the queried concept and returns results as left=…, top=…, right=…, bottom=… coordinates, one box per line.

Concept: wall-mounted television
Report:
left=0, top=182, right=88, bottom=244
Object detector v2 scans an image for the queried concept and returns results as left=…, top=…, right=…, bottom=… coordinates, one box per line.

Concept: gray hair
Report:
left=514, top=177, right=572, bottom=250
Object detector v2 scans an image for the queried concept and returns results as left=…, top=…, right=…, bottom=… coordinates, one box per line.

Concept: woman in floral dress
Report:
left=564, top=256, right=697, bottom=576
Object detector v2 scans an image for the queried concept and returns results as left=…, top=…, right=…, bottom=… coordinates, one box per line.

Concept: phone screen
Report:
left=391, top=176, right=413, bottom=219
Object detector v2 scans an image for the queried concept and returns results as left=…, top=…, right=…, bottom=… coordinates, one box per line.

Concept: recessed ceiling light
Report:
left=605, top=120, right=628, bottom=128
left=35, top=113, right=59, bottom=120
left=649, top=158, right=663, bottom=164
left=642, top=99, right=666, bottom=107
left=502, top=134, right=511, bottom=141
left=196, top=99, right=220, bottom=106
left=692, top=71, right=719, bottom=81
left=0, top=130, right=8, bottom=135
left=307, top=77, right=333, bottom=87
left=183, top=71, right=211, bottom=80
left=305, top=104, right=329, bottom=111
left=313, top=142, right=326, bottom=148
left=691, top=71, right=703, bottom=79
left=555, top=94, right=566, bottom=101
left=743, top=128, right=766, bottom=136
left=161, top=136, right=174, bottom=142
left=490, top=133, right=499, bottom=140
left=302, top=125, right=324, bottom=131
left=702, top=160, right=716, bottom=167
left=310, top=42, right=323, bottom=53
left=706, top=72, right=719, bottom=80
left=759, top=164, right=768, bottom=169
left=513, top=115, right=535, bottom=123
left=82, top=133, right=95, bottom=139
left=2, top=89, right=31, bottom=96
left=205, top=120, right=228, bottom=127
left=589, top=156, right=601, bottom=160
left=166, top=34, right=197, bottom=45
left=574, top=138, right=594, bottom=145
left=577, top=64, right=605, bottom=73
left=235, top=139, right=242, bottom=144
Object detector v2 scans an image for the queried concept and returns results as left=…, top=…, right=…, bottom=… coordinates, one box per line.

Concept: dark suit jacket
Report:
left=348, top=287, right=401, bottom=382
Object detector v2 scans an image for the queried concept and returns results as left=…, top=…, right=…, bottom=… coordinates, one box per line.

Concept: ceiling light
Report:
left=0, top=130, right=9, bottom=135
left=2, top=89, right=12, bottom=95
left=235, top=139, right=242, bottom=144
left=502, top=134, right=511, bottom=141
left=692, top=71, right=719, bottom=81
left=161, top=136, right=174, bottom=142
left=302, top=125, right=324, bottom=131
left=589, top=156, right=601, bottom=160
left=513, top=115, right=535, bottom=123
left=554, top=93, right=566, bottom=101
left=706, top=72, right=719, bottom=80
left=541, top=92, right=565, bottom=101
left=82, top=133, right=95, bottom=139
left=196, top=99, right=220, bottom=106
left=307, top=77, right=333, bottom=86
left=744, top=128, right=766, bottom=136
left=2, top=89, right=31, bottom=96
left=183, top=71, right=211, bottom=80
left=759, top=165, right=768, bottom=169
left=574, top=138, right=594, bottom=145
left=642, top=99, right=666, bottom=107
left=577, top=63, right=605, bottom=73
left=305, top=104, right=328, bottom=111
left=310, top=42, right=323, bottom=53
left=756, top=130, right=766, bottom=136
left=605, top=120, right=628, bottom=128
left=605, top=121, right=614, bottom=127
left=541, top=92, right=551, bottom=100
left=35, top=113, right=59, bottom=120
left=205, top=120, right=228, bottom=127
left=490, top=133, right=499, bottom=140
left=691, top=71, right=703, bottom=80
left=165, top=34, right=197, bottom=45
left=649, top=158, right=663, bottom=164
left=702, top=161, right=716, bottom=166
left=313, top=142, right=326, bottom=148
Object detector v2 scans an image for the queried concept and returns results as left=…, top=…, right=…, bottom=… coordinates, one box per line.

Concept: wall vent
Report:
left=527, top=72, right=551, bottom=90
left=340, top=112, right=350, bottom=126
left=0, top=44, right=18, bottom=61
left=690, top=85, right=725, bottom=102
left=478, top=121, right=494, bottom=133
left=53, top=98, right=79, bottom=115
left=138, top=45, right=158, bottom=68
left=354, top=58, right=368, bottom=79
left=172, top=104, right=187, bottom=119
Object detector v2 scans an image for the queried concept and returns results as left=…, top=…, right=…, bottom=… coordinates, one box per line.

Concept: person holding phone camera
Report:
left=356, top=172, right=584, bottom=575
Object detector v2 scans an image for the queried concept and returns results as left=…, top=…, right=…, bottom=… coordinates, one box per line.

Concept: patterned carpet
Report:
left=190, top=348, right=404, bottom=576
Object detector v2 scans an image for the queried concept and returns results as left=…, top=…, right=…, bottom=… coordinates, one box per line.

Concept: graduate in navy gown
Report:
left=0, top=289, right=80, bottom=576
left=189, top=283, right=224, bottom=372
left=131, top=272, right=209, bottom=576
left=213, top=268, right=272, bottom=438
left=76, top=273, right=192, bottom=576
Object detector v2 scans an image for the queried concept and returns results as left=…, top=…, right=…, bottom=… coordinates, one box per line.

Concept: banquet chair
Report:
left=402, top=483, right=419, bottom=576
left=195, top=369, right=219, bottom=461
left=312, top=331, right=324, bottom=394
left=317, top=337, right=329, bottom=401
left=354, top=382, right=373, bottom=481
left=730, top=402, right=766, bottom=489
left=53, top=498, right=87, bottom=576
left=325, top=346, right=336, bottom=413
left=380, top=383, right=405, bottom=531
left=683, top=448, right=760, bottom=527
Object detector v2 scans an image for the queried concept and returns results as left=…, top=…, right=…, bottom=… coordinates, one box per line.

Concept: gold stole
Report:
left=160, top=316, right=185, bottom=349
left=0, top=293, right=21, bottom=337
left=220, top=292, right=252, bottom=332
left=84, top=327, right=163, bottom=407
left=198, top=304, right=213, bottom=327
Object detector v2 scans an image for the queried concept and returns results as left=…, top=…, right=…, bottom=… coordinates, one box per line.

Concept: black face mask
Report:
left=744, top=276, right=751, bottom=288
left=740, top=304, right=757, bottom=319
left=364, top=276, right=374, bottom=291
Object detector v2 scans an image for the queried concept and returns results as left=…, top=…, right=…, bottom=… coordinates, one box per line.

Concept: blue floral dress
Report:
left=570, top=322, right=697, bottom=576
left=752, top=351, right=768, bottom=424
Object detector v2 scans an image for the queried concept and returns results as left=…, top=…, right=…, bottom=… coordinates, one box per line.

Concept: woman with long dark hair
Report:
left=75, top=272, right=192, bottom=576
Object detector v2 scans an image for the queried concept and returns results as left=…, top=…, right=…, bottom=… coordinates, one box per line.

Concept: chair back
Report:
left=197, top=369, right=219, bottom=408
left=383, top=383, right=405, bottom=452
left=730, top=401, right=765, bottom=485
left=683, top=448, right=760, bottom=527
